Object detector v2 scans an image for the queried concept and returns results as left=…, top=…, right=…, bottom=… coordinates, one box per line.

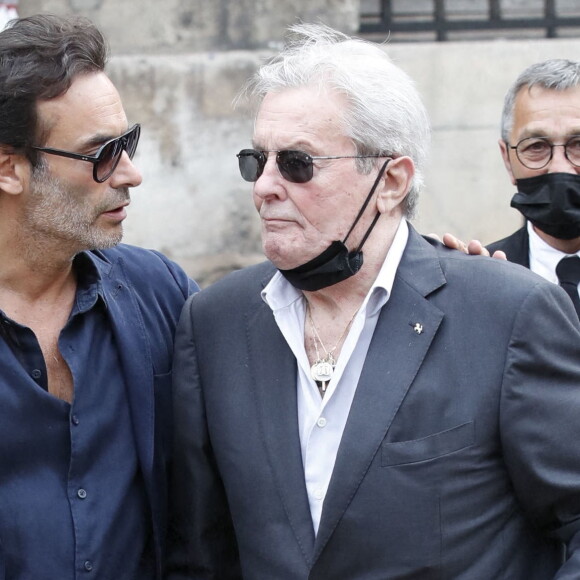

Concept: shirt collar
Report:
left=527, top=221, right=580, bottom=284
left=73, top=252, right=106, bottom=313
left=262, top=219, right=409, bottom=315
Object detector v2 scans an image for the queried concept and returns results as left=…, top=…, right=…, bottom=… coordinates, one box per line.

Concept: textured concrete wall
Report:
left=20, top=0, right=359, bottom=52
left=14, top=0, right=580, bottom=285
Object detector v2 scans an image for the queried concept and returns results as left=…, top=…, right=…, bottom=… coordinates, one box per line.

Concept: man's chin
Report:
left=85, top=231, right=124, bottom=251
left=263, top=242, right=296, bottom=270
left=264, top=238, right=331, bottom=270
left=264, top=250, right=313, bottom=272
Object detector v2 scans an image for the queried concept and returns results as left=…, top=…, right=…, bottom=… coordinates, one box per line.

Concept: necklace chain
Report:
left=307, top=303, right=358, bottom=396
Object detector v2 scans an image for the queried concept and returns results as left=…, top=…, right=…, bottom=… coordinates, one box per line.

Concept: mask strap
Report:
left=354, top=211, right=382, bottom=253
left=342, top=159, right=390, bottom=251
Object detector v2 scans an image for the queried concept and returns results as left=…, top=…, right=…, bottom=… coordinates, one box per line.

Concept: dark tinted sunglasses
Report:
left=31, top=124, right=141, bottom=183
left=237, top=149, right=388, bottom=184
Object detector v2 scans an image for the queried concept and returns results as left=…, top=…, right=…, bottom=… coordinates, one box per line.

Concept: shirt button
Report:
left=71, top=415, right=80, bottom=426
left=31, top=369, right=42, bottom=379
left=84, top=560, right=93, bottom=572
left=77, top=488, right=87, bottom=499
left=313, top=488, right=324, bottom=500
left=316, top=417, right=327, bottom=428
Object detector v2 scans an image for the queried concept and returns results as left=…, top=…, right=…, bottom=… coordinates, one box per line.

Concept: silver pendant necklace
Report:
left=307, top=304, right=358, bottom=396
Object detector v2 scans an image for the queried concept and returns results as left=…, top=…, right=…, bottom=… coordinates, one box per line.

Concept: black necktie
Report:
left=555, top=256, right=580, bottom=320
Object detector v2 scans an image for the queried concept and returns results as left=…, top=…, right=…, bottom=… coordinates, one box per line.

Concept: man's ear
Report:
left=0, top=149, right=27, bottom=195
left=376, top=156, right=415, bottom=215
left=498, top=139, right=517, bottom=186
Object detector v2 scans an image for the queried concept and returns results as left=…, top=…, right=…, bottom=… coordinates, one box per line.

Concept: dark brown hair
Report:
left=0, top=13, right=108, bottom=159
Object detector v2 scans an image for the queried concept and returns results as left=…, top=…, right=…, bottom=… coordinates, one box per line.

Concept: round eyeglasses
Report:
left=508, top=135, right=580, bottom=170
left=30, top=124, right=141, bottom=183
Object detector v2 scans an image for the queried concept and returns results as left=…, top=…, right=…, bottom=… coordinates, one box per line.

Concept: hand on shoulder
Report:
left=428, top=232, right=507, bottom=260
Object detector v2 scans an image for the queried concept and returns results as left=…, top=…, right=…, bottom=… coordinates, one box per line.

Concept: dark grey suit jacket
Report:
left=166, top=225, right=580, bottom=579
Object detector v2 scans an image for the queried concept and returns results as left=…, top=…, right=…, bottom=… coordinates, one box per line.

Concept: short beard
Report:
left=25, top=160, right=129, bottom=252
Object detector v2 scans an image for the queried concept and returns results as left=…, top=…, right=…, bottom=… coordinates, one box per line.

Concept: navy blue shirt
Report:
left=0, top=253, right=154, bottom=579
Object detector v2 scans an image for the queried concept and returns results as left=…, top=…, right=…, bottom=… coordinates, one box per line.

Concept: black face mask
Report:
left=511, top=173, right=580, bottom=240
left=279, top=160, right=390, bottom=292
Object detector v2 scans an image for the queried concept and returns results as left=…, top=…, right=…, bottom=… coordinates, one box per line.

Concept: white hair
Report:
left=236, top=23, right=431, bottom=218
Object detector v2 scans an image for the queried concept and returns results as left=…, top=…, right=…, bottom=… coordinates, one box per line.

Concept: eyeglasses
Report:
left=236, top=149, right=389, bottom=184
left=508, top=135, right=580, bottom=170
left=30, top=124, right=141, bottom=183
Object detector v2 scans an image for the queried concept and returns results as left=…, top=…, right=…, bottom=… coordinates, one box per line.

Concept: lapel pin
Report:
left=412, top=322, right=424, bottom=335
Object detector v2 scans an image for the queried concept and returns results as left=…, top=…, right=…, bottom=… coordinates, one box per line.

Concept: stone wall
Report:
left=15, top=0, right=580, bottom=285
left=20, top=0, right=359, bottom=52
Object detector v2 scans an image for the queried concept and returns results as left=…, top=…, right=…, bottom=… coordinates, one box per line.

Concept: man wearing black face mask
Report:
left=487, top=59, right=580, bottom=319
left=167, top=26, right=580, bottom=580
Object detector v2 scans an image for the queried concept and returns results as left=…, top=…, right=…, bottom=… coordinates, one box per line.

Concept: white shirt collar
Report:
left=527, top=221, right=580, bottom=284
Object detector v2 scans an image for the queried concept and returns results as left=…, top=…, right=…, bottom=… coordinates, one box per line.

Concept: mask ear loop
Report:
left=342, top=158, right=391, bottom=251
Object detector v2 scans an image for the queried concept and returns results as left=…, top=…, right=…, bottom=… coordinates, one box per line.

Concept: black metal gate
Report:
left=359, top=0, right=580, bottom=42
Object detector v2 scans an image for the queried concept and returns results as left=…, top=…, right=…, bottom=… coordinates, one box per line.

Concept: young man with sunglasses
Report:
left=167, top=24, right=580, bottom=580
left=0, top=14, right=197, bottom=579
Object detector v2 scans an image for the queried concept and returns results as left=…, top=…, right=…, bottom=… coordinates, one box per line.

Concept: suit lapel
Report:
left=245, top=277, right=317, bottom=565
left=314, top=228, right=446, bottom=558
left=488, top=225, right=529, bottom=268
left=508, top=227, right=530, bottom=268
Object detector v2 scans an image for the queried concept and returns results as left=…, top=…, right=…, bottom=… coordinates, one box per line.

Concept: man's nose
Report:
left=253, top=154, right=287, bottom=200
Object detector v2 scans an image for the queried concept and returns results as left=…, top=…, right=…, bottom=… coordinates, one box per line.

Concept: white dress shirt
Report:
left=528, top=221, right=580, bottom=296
left=261, top=219, right=409, bottom=533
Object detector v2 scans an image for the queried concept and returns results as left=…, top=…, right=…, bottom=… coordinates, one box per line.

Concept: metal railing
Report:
left=359, top=0, right=580, bottom=42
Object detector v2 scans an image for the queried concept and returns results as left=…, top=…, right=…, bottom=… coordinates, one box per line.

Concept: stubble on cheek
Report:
left=25, top=172, right=128, bottom=250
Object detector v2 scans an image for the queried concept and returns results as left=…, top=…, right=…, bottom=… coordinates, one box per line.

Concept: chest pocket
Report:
left=381, top=421, right=474, bottom=466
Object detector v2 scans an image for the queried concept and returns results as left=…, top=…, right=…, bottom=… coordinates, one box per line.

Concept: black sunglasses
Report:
left=30, top=124, right=141, bottom=183
left=236, top=149, right=388, bottom=184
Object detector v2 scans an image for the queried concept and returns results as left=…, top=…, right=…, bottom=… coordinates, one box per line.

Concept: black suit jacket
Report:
left=167, top=226, right=580, bottom=580
left=486, top=226, right=529, bottom=267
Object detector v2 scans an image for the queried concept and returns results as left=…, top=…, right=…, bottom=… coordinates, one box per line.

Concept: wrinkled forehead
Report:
left=253, top=86, right=349, bottom=149
left=511, top=84, right=580, bottom=139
